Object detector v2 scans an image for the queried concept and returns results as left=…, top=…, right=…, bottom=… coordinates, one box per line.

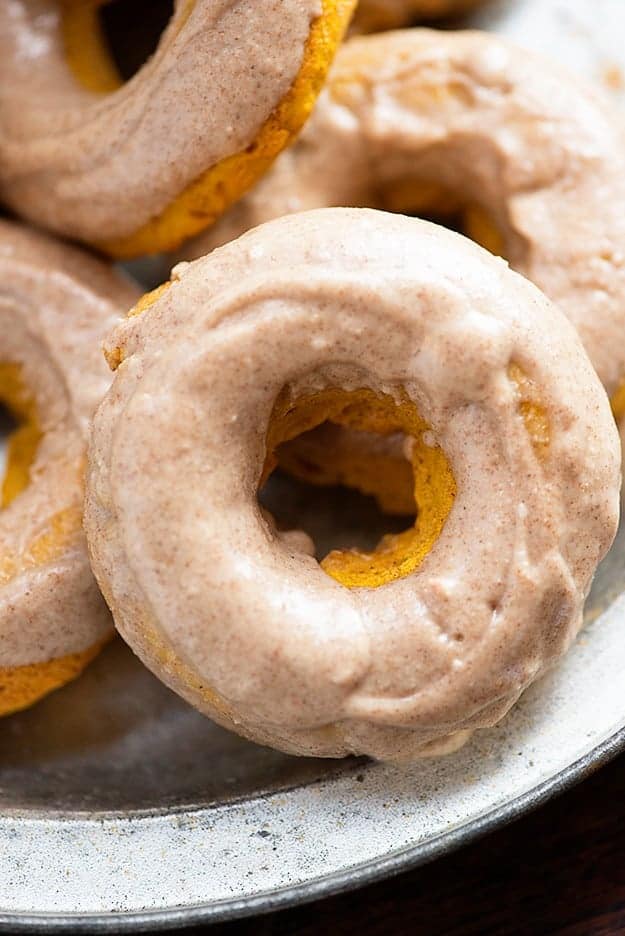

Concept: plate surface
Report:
left=1, top=0, right=625, bottom=929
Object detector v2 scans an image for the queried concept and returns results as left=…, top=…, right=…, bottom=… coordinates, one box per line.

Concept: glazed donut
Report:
left=352, top=0, right=485, bottom=33
left=185, top=30, right=625, bottom=416
left=0, top=0, right=355, bottom=258
left=182, top=30, right=625, bottom=502
left=0, top=220, right=140, bottom=716
left=84, top=209, right=620, bottom=762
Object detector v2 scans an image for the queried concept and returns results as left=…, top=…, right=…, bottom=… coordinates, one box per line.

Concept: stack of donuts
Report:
left=0, top=0, right=622, bottom=763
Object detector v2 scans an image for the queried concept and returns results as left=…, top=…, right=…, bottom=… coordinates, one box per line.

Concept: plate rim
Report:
left=1, top=723, right=623, bottom=934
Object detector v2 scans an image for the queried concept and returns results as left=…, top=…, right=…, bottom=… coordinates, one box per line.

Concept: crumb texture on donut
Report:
left=85, top=209, right=620, bottom=763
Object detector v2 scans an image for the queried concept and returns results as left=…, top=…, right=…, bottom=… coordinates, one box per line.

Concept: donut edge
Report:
left=98, top=0, right=357, bottom=258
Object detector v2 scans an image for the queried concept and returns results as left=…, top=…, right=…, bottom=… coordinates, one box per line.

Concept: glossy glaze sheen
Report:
left=0, top=219, right=139, bottom=706
left=85, top=209, right=619, bottom=761
left=0, top=0, right=343, bottom=253
left=185, top=29, right=625, bottom=403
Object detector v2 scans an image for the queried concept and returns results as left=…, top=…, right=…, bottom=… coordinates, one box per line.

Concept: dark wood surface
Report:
left=182, top=750, right=625, bottom=936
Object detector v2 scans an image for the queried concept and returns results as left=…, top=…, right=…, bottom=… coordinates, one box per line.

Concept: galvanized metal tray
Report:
left=1, top=0, right=624, bottom=929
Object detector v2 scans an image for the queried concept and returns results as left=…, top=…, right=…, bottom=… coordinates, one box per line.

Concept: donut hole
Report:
left=277, top=423, right=417, bottom=516
left=0, top=365, right=41, bottom=509
left=61, top=0, right=174, bottom=93
left=99, top=0, right=174, bottom=81
left=260, top=387, right=456, bottom=589
left=376, top=179, right=505, bottom=256
left=259, top=464, right=416, bottom=561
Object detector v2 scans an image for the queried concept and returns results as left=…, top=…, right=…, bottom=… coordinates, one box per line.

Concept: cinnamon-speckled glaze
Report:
left=185, top=30, right=625, bottom=412
left=0, top=219, right=140, bottom=715
left=85, top=209, right=620, bottom=762
left=0, top=0, right=354, bottom=257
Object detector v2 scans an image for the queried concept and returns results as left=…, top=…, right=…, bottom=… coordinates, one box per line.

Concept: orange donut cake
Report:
left=0, top=0, right=355, bottom=258
left=0, top=220, right=140, bottom=716
left=84, top=209, right=620, bottom=762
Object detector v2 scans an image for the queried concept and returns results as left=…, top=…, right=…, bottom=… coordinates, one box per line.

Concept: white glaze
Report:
left=0, top=219, right=139, bottom=667
left=85, top=209, right=620, bottom=761
left=185, top=30, right=625, bottom=400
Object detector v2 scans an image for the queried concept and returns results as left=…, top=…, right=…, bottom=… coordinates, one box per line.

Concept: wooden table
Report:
left=192, top=750, right=625, bottom=935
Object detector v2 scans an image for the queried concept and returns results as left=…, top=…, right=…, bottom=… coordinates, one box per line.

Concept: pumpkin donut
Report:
left=0, top=220, right=140, bottom=716
left=84, top=209, right=620, bottom=762
left=182, top=30, right=625, bottom=500
left=0, top=0, right=355, bottom=259
left=352, top=0, right=485, bottom=33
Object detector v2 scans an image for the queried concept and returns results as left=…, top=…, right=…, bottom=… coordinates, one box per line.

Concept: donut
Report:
left=0, top=219, right=140, bottom=716
left=0, top=0, right=355, bottom=258
left=352, top=0, right=484, bottom=33
left=84, top=209, right=620, bottom=761
left=182, top=30, right=625, bottom=500
left=183, top=29, right=625, bottom=405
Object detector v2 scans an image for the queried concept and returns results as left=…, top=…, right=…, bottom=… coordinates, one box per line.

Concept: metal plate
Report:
left=1, top=0, right=625, bottom=929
